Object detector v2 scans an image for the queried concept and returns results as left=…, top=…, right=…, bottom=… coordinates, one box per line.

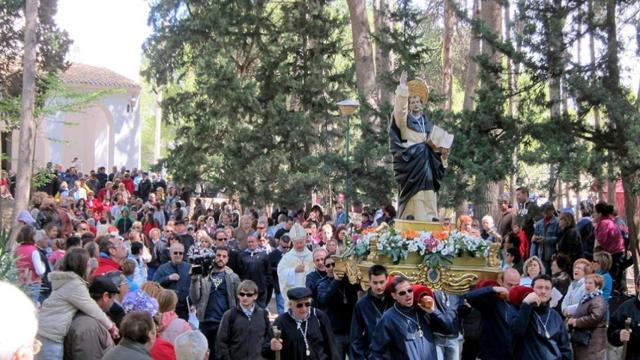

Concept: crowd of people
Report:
left=4, top=163, right=639, bottom=360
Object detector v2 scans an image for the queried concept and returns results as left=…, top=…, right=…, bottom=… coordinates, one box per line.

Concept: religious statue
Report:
left=389, top=71, right=451, bottom=222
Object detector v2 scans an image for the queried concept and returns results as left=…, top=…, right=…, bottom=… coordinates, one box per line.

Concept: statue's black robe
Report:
left=388, top=113, right=445, bottom=218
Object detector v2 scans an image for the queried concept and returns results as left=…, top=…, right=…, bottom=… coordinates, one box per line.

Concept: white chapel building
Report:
left=10, top=63, right=141, bottom=173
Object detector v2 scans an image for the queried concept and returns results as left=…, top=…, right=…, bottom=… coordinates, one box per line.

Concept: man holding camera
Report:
left=153, top=242, right=192, bottom=320
left=190, top=245, right=240, bottom=357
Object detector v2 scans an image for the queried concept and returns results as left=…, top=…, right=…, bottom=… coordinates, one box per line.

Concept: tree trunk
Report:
left=474, top=0, right=502, bottom=220
left=475, top=182, right=501, bottom=222
left=154, top=90, right=162, bottom=164
left=442, top=0, right=455, bottom=112
left=347, top=0, right=378, bottom=127
left=602, top=0, right=637, bottom=278
left=462, top=0, right=481, bottom=111
left=588, top=0, right=604, bottom=201
left=504, top=0, right=519, bottom=208
left=373, top=0, right=394, bottom=106
left=11, top=0, right=39, bottom=249
left=621, top=172, right=639, bottom=280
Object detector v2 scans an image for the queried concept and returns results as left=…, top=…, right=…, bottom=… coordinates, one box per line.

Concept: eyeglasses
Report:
left=238, top=292, right=256, bottom=297
left=295, top=301, right=312, bottom=308
left=397, top=288, right=413, bottom=296
left=325, top=263, right=335, bottom=268
left=173, top=252, right=184, bottom=255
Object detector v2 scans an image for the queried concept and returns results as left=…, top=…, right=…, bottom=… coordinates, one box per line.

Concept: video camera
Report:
left=190, top=253, right=216, bottom=276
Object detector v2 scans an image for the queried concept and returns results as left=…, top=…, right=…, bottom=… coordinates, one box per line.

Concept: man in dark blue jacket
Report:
left=153, top=242, right=192, bottom=320
left=349, top=265, right=392, bottom=360
left=305, top=248, right=329, bottom=309
left=509, top=274, right=572, bottom=360
left=370, top=276, right=454, bottom=360
left=317, top=256, right=360, bottom=359
left=464, top=268, right=520, bottom=359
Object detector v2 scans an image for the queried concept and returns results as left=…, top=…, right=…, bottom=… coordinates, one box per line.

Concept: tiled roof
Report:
left=62, top=63, right=140, bottom=89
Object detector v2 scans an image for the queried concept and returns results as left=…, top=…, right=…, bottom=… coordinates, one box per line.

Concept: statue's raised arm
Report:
left=388, top=71, right=447, bottom=222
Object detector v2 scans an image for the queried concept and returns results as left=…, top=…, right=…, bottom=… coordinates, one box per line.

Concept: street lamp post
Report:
left=337, top=99, right=359, bottom=227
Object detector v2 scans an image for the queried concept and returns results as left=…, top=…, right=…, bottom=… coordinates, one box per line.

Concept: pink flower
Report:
left=425, top=236, right=438, bottom=252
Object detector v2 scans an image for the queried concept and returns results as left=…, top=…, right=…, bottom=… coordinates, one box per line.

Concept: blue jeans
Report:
left=27, top=283, right=41, bottom=306
left=435, top=334, right=461, bottom=360
left=37, top=337, right=63, bottom=360
left=276, top=292, right=285, bottom=315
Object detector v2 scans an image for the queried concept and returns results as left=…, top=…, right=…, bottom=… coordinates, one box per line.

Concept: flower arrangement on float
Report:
left=342, top=226, right=489, bottom=268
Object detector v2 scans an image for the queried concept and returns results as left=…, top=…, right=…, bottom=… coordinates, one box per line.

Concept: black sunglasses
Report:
left=173, top=251, right=183, bottom=255
left=216, top=237, right=228, bottom=241
left=325, top=263, right=335, bottom=268
left=295, top=301, right=312, bottom=308
left=397, top=288, right=413, bottom=296
left=238, top=292, right=256, bottom=297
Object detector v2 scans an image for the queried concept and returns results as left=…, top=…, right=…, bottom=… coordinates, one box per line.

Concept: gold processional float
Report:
left=333, top=219, right=501, bottom=294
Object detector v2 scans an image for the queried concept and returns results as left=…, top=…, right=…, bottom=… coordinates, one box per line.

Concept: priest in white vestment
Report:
left=277, top=223, right=314, bottom=309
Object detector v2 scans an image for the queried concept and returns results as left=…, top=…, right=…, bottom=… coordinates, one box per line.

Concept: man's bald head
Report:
left=502, top=268, right=521, bottom=291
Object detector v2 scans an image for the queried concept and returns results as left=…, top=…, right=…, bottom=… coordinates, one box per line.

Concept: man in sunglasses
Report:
left=153, top=243, right=192, bottom=320
left=217, top=280, right=270, bottom=360
left=317, top=255, right=360, bottom=359
left=190, top=246, right=241, bottom=357
left=370, top=276, right=454, bottom=359
left=350, top=265, right=393, bottom=360
left=265, top=287, right=339, bottom=359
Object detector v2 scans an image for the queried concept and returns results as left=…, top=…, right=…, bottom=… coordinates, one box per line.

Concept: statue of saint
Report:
left=389, top=71, right=449, bottom=221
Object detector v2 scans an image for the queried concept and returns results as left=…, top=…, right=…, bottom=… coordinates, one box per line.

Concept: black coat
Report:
left=509, top=303, right=572, bottom=360
left=608, top=296, right=640, bottom=360
left=557, top=226, right=583, bottom=264
left=268, top=249, right=283, bottom=293
left=263, top=308, right=339, bottom=360
left=239, top=250, right=272, bottom=297
left=217, top=305, right=270, bottom=360
left=465, top=286, right=515, bottom=360
left=317, top=277, right=360, bottom=335
left=349, top=291, right=392, bottom=360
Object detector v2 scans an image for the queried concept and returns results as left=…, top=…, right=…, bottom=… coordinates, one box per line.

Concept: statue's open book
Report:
left=427, top=125, right=454, bottom=150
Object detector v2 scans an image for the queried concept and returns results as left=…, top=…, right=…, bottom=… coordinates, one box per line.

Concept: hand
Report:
left=270, top=338, right=283, bottom=351
left=620, top=329, right=632, bottom=342
left=440, top=148, right=450, bottom=159
left=567, top=318, right=576, bottom=327
left=109, top=324, right=120, bottom=340
left=400, top=71, right=408, bottom=86
left=523, top=292, right=541, bottom=306
left=169, top=273, right=180, bottom=281
left=295, top=264, right=305, bottom=273
left=417, top=296, right=436, bottom=314
left=492, top=286, right=508, bottom=298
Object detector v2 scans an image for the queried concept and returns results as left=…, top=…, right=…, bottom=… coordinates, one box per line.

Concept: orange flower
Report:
left=432, top=231, right=448, bottom=241
left=401, top=229, right=419, bottom=240
left=361, top=227, right=377, bottom=235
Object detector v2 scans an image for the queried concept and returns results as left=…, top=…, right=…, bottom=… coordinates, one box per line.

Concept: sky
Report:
left=55, top=0, right=637, bottom=91
left=55, top=0, right=152, bottom=82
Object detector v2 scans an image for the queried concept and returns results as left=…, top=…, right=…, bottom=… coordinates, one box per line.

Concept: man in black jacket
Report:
left=216, top=280, right=270, bottom=360
left=509, top=274, right=572, bottom=360
left=464, top=268, right=521, bottom=360
left=608, top=275, right=640, bottom=360
left=349, top=265, right=392, bottom=360
left=317, top=256, right=360, bottom=360
left=268, top=235, right=291, bottom=315
left=239, top=234, right=272, bottom=308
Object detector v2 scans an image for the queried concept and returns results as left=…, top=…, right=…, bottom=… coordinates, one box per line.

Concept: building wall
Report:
left=10, top=90, right=141, bottom=173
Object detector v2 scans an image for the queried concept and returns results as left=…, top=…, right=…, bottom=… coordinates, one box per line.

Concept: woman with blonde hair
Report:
left=520, top=256, right=545, bottom=287
left=562, top=258, right=591, bottom=316
left=157, top=289, right=192, bottom=343
left=567, top=274, right=607, bottom=360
